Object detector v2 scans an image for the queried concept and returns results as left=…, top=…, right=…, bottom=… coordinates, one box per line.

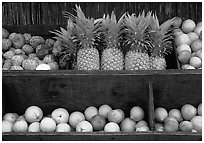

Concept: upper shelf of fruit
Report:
left=2, top=5, right=202, bottom=72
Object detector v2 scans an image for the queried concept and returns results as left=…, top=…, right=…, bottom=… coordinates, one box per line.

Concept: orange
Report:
left=40, top=117, right=56, bottom=132
left=197, top=103, right=202, bottom=116
left=176, top=44, right=191, bottom=54
left=98, top=104, right=112, bottom=119
left=181, top=19, right=196, bottom=33
left=181, top=64, right=196, bottom=69
left=179, top=121, right=193, bottom=132
left=194, top=49, right=202, bottom=60
left=189, top=56, right=202, bottom=68
left=191, top=116, right=202, bottom=133
left=130, top=106, right=144, bottom=122
left=164, top=117, right=179, bottom=132
left=154, top=107, right=168, bottom=122
left=104, top=122, right=120, bottom=132
left=120, top=118, right=136, bottom=132
left=178, top=50, right=192, bottom=64
left=107, top=109, right=125, bottom=123
left=84, top=106, right=98, bottom=121
left=194, top=26, right=202, bottom=36
left=174, top=34, right=191, bottom=46
left=69, top=111, right=85, bottom=128
left=173, top=28, right=183, bottom=37
left=181, top=104, right=197, bottom=120
left=154, top=123, right=164, bottom=131
left=197, top=22, right=202, bottom=27
left=168, top=109, right=183, bottom=122
left=191, top=39, right=202, bottom=52
left=187, top=32, right=199, bottom=43
left=2, top=120, right=13, bottom=132
left=76, top=121, right=93, bottom=132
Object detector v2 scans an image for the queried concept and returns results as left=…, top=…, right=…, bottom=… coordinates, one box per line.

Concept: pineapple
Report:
left=100, top=12, right=125, bottom=70
left=149, top=14, right=175, bottom=70
left=124, top=12, right=152, bottom=70
left=63, top=5, right=101, bottom=70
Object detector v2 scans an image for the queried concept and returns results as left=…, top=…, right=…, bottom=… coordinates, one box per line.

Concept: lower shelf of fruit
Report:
left=2, top=132, right=201, bottom=141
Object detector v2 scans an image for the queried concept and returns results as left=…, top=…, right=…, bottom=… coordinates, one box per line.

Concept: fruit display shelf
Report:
left=2, top=69, right=202, bottom=141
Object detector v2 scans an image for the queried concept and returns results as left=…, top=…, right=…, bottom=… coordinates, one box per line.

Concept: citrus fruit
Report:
left=187, top=32, right=199, bottom=43
left=182, top=19, right=196, bottom=33
left=51, top=108, right=69, bottom=124
left=104, top=122, right=120, bottom=132
left=179, top=121, right=193, bottom=132
left=154, top=107, right=168, bottom=122
left=164, top=117, right=179, bottom=132
left=98, top=104, right=112, bottom=119
left=182, top=64, right=196, bottom=69
left=178, top=50, right=192, bottom=64
left=175, top=34, right=191, bottom=46
left=181, top=104, right=197, bottom=120
left=68, top=111, right=85, bottom=128
left=173, top=28, right=184, bottom=37
left=189, top=56, right=202, bottom=68
left=130, top=106, right=144, bottom=122
left=154, top=123, right=164, bottom=131
left=197, top=22, right=202, bottom=27
left=25, top=106, right=43, bottom=123
left=40, top=117, right=56, bottom=132
left=168, top=108, right=183, bottom=122
left=3, top=113, right=18, bottom=123
left=2, top=120, right=13, bottom=132
left=172, top=17, right=182, bottom=27
left=176, top=44, right=191, bottom=54
left=120, top=118, right=136, bottom=132
left=191, top=116, right=202, bottom=133
left=191, top=39, right=202, bottom=52
left=76, top=121, right=93, bottom=132
left=28, top=122, right=40, bottom=132
left=197, top=103, right=202, bottom=116
left=56, top=123, right=71, bottom=132
left=136, top=125, right=150, bottom=131
left=13, top=120, right=28, bottom=132
left=135, top=120, right=148, bottom=129
left=90, top=115, right=106, bottom=131
left=107, top=109, right=125, bottom=123
left=194, top=49, right=202, bottom=60
left=194, top=26, right=202, bottom=36
left=84, top=106, right=98, bottom=121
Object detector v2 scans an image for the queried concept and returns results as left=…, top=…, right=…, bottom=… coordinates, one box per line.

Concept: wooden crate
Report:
left=2, top=70, right=202, bottom=141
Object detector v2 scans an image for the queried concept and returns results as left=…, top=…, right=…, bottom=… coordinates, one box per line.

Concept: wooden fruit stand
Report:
left=2, top=2, right=202, bottom=141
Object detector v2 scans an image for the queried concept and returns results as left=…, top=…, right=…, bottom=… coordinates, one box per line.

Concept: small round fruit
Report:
left=194, top=26, right=202, bottom=36
left=174, top=34, right=191, bottom=46
left=197, top=22, right=202, bottom=27
left=22, top=44, right=34, bottom=55
left=178, top=50, right=191, bottom=64
left=154, top=107, right=168, bottom=122
left=48, top=62, right=59, bottom=70
left=189, top=56, right=202, bottom=68
left=2, top=38, right=12, bottom=51
left=28, top=122, right=41, bottom=132
left=182, top=64, right=196, bottom=69
left=23, top=33, right=32, bottom=44
left=2, top=120, right=13, bottom=132
left=90, top=115, right=106, bottom=131
left=135, top=120, right=148, bottom=129
left=2, top=28, right=9, bottom=38
left=191, top=116, right=202, bottom=133
left=10, top=65, right=24, bottom=70
left=164, top=117, right=179, bottom=132
left=181, top=104, right=197, bottom=120
left=173, top=28, right=183, bottom=37
left=25, top=106, right=43, bottom=123
left=12, top=33, right=25, bottom=49
left=155, top=123, right=164, bottom=131
left=182, top=19, right=196, bottom=33
left=120, top=118, right=136, bottom=132
left=3, top=113, right=18, bottom=123
left=191, top=39, right=202, bottom=52
left=104, top=122, right=120, bottom=132
left=136, top=126, right=150, bottom=131
left=99, top=104, right=112, bottom=119
left=84, top=106, right=98, bottom=121
left=22, top=59, right=39, bottom=70
left=198, top=103, right=202, bottom=116
left=36, top=64, right=51, bottom=70
left=194, top=49, right=202, bottom=60
left=40, top=117, right=56, bottom=132
left=107, top=109, right=125, bottom=123
left=168, top=109, right=183, bottom=122
left=13, top=120, right=28, bottom=132
left=179, top=121, right=193, bottom=132
left=11, top=55, right=25, bottom=66
left=172, top=17, right=182, bottom=27
left=3, top=51, right=15, bottom=60
left=130, top=106, right=144, bottom=122
left=187, top=32, right=199, bottom=43
left=176, top=44, right=191, bottom=54
left=56, top=123, right=71, bottom=132
left=76, top=121, right=93, bottom=132
left=68, top=111, right=85, bottom=128
left=51, top=108, right=69, bottom=124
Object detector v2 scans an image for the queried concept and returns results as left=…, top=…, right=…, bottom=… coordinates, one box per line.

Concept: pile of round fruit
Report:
left=2, top=28, right=60, bottom=70
left=154, top=103, right=202, bottom=133
left=173, top=18, right=202, bottom=69
left=2, top=105, right=149, bottom=133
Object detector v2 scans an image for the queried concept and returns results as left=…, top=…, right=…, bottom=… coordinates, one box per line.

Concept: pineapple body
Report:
left=77, top=47, right=100, bottom=70
left=125, top=50, right=150, bottom=70
left=101, top=47, right=124, bottom=70
left=149, top=55, right=166, bottom=70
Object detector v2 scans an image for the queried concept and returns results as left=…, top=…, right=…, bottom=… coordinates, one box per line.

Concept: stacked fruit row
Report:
left=154, top=103, right=202, bottom=133
left=2, top=5, right=192, bottom=71
left=2, top=29, right=60, bottom=70
left=173, top=18, right=202, bottom=69
left=2, top=105, right=149, bottom=133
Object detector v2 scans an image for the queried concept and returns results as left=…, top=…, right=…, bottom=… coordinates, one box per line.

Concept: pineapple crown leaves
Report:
left=123, top=11, right=152, bottom=52
left=63, top=5, right=103, bottom=49
left=149, top=13, right=175, bottom=57
left=99, top=11, right=126, bottom=49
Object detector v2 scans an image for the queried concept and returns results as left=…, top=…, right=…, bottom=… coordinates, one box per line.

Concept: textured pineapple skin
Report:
left=125, top=51, right=150, bottom=70
left=101, top=48, right=124, bottom=70
left=77, top=47, right=100, bottom=70
left=149, top=56, right=166, bottom=70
